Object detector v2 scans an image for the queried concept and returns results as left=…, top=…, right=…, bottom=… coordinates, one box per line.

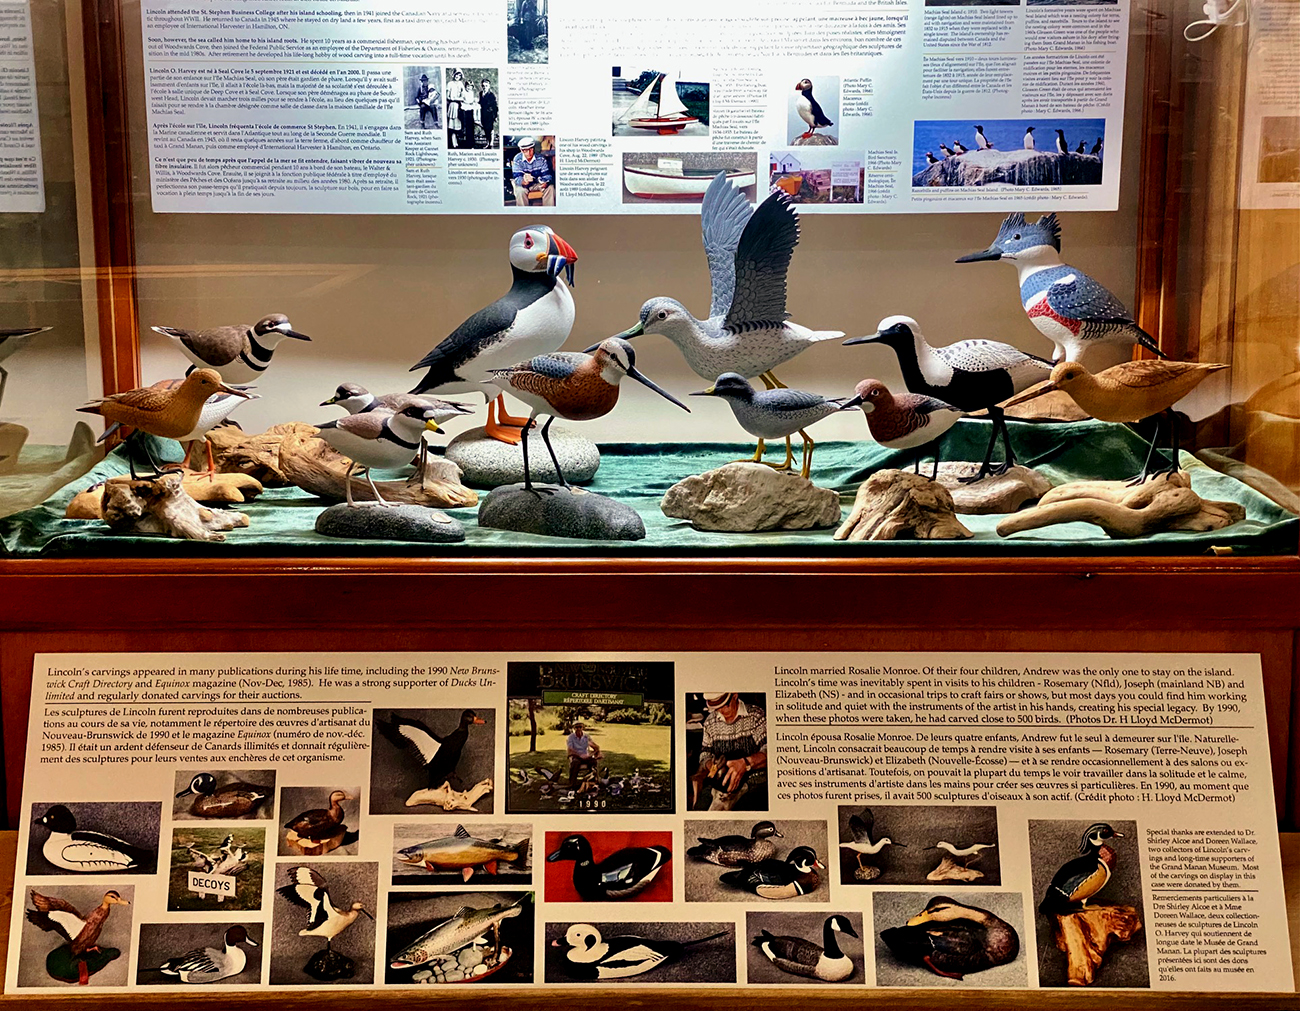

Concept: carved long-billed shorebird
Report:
left=153, top=314, right=313, bottom=384
left=1006, top=359, right=1228, bottom=483
left=487, top=336, right=687, bottom=492
left=313, top=402, right=444, bottom=506
left=77, top=369, right=251, bottom=477
left=0, top=326, right=52, bottom=409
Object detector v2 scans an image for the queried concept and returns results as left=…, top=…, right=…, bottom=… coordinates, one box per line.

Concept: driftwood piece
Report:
left=997, top=471, right=1246, bottom=539
left=100, top=474, right=249, bottom=542
left=936, top=462, right=1052, bottom=515
left=926, top=856, right=984, bottom=881
left=0, top=422, right=28, bottom=475
left=406, top=778, right=494, bottom=811
left=204, top=421, right=318, bottom=486
left=67, top=470, right=263, bottom=518
left=1051, top=904, right=1143, bottom=986
left=834, top=469, right=973, bottom=541
left=279, top=426, right=478, bottom=509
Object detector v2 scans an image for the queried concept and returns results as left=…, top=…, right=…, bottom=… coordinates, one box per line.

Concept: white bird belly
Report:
left=316, top=428, right=416, bottom=470
left=682, top=321, right=843, bottom=381
left=476, top=285, right=575, bottom=379
left=874, top=412, right=962, bottom=452
left=51, top=838, right=133, bottom=870
left=796, top=95, right=814, bottom=127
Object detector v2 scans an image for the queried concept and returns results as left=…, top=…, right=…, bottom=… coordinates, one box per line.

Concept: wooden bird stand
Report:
left=1050, top=904, right=1142, bottom=986
left=100, top=474, right=249, bottom=541
left=997, top=471, right=1246, bottom=539
left=284, top=827, right=346, bottom=856
left=835, top=470, right=973, bottom=541
left=406, top=777, right=494, bottom=811
left=279, top=426, right=478, bottom=510
left=926, top=856, right=984, bottom=882
left=202, top=421, right=317, bottom=486
left=67, top=470, right=262, bottom=518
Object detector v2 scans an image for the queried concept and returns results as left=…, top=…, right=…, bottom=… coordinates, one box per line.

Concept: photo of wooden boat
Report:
left=623, top=158, right=757, bottom=200
left=617, top=73, right=699, bottom=134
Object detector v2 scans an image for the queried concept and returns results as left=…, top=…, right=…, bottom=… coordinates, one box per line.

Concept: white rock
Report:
left=458, top=947, right=484, bottom=968
left=445, top=425, right=599, bottom=488
left=661, top=462, right=841, bottom=532
left=411, top=970, right=432, bottom=982
left=472, top=963, right=488, bottom=976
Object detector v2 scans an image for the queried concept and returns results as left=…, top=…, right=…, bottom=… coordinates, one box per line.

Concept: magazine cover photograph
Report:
left=506, top=661, right=674, bottom=814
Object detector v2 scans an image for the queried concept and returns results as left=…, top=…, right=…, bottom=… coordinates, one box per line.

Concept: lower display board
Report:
left=5, top=651, right=1293, bottom=992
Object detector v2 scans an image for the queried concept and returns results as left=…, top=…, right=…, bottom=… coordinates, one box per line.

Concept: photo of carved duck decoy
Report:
left=176, top=773, right=272, bottom=819
left=33, top=804, right=155, bottom=873
left=152, top=313, right=313, bottom=384
left=553, top=923, right=729, bottom=980
left=1039, top=822, right=1124, bottom=915
left=283, top=790, right=356, bottom=855
left=753, top=914, right=859, bottom=982
left=77, top=369, right=252, bottom=478
left=313, top=402, right=443, bottom=506
left=378, top=709, right=485, bottom=791
left=0, top=325, right=52, bottom=409
left=152, top=925, right=259, bottom=983
left=187, top=833, right=248, bottom=879
left=718, top=844, right=823, bottom=899
left=845, top=315, right=1049, bottom=480
left=26, top=888, right=131, bottom=983
left=616, top=173, right=843, bottom=428
left=844, top=379, right=964, bottom=480
left=839, top=808, right=903, bottom=878
left=409, top=224, right=577, bottom=444
left=547, top=833, right=671, bottom=901
left=687, top=821, right=783, bottom=867
left=691, top=373, right=851, bottom=477
left=1006, top=359, right=1229, bottom=483
left=488, top=336, right=687, bottom=492
left=881, top=895, right=1020, bottom=980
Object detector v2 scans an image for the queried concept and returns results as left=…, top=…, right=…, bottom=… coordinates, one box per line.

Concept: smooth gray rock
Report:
left=445, top=425, right=599, bottom=488
left=661, top=463, right=841, bottom=532
left=478, top=484, right=645, bottom=540
left=315, top=502, right=465, bottom=542
left=935, top=462, right=1051, bottom=514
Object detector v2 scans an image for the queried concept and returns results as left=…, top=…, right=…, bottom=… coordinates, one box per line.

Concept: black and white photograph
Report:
left=507, top=0, right=547, bottom=64
left=167, top=825, right=265, bottom=912
left=544, top=920, right=734, bottom=983
left=622, top=152, right=758, bottom=204
left=172, top=768, right=275, bottom=821
left=837, top=804, right=1001, bottom=885
left=402, top=66, right=442, bottom=131
left=372, top=707, right=495, bottom=815
left=270, top=861, right=377, bottom=985
left=686, top=691, right=768, bottom=812
left=27, top=800, right=159, bottom=875
left=136, top=921, right=263, bottom=986
left=392, top=821, right=532, bottom=887
left=504, top=135, right=557, bottom=207
left=684, top=818, right=827, bottom=903
left=873, top=891, right=1027, bottom=988
left=747, top=910, right=866, bottom=984
left=279, top=785, right=361, bottom=855
left=445, top=68, right=500, bottom=150
left=1031, top=819, right=1147, bottom=988
left=17, top=883, right=134, bottom=987
left=788, top=76, right=839, bottom=146
left=386, top=891, right=534, bottom=985
left=613, top=67, right=709, bottom=138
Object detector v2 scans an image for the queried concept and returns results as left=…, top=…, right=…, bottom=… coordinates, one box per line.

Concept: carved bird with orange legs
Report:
left=487, top=336, right=688, bottom=492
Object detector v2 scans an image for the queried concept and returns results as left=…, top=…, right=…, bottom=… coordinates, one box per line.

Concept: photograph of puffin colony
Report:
left=13, top=169, right=1283, bottom=556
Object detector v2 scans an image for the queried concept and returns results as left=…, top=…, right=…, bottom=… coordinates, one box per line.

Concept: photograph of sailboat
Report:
left=613, top=68, right=709, bottom=137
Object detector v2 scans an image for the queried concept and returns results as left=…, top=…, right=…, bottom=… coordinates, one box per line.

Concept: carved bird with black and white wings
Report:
left=614, top=172, right=844, bottom=387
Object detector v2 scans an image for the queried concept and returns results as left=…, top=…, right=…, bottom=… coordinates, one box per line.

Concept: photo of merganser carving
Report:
left=875, top=891, right=1026, bottom=987
left=270, top=861, right=378, bottom=985
left=686, top=692, right=768, bottom=811
left=168, top=826, right=265, bottom=912
left=544, top=920, right=734, bottom=983
left=17, top=883, right=133, bottom=987
left=836, top=805, right=1001, bottom=885
left=393, top=822, right=532, bottom=886
left=386, top=891, right=534, bottom=985
left=278, top=786, right=361, bottom=855
left=913, top=119, right=1105, bottom=187
left=747, top=911, right=865, bottom=984
left=1030, top=819, right=1146, bottom=987
left=612, top=67, right=708, bottom=137
left=136, top=922, right=262, bottom=986
left=172, top=769, right=275, bottom=821
left=788, top=77, right=839, bottom=146
left=27, top=801, right=159, bottom=875
left=507, top=661, right=673, bottom=814
left=507, top=0, right=547, bottom=64
left=544, top=831, right=672, bottom=903
left=622, top=152, right=757, bottom=203
left=371, top=708, right=496, bottom=815
left=770, top=150, right=864, bottom=204
left=685, top=818, right=828, bottom=903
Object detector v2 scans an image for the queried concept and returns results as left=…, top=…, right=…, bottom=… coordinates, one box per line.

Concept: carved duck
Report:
left=753, top=914, right=858, bottom=981
left=718, top=845, right=823, bottom=899
left=284, top=790, right=351, bottom=849
left=26, top=889, right=129, bottom=957
left=881, top=895, right=1020, bottom=979
left=176, top=773, right=271, bottom=818
left=546, top=833, right=671, bottom=900
left=1040, top=822, right=1124, bottom=914
left=687, top=821, right=783, bottom=867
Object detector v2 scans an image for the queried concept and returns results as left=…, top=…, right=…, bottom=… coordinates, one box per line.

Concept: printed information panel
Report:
left=6, top=651, right=1291, bottom=993
left=139, top=0, right=1129, bottom=214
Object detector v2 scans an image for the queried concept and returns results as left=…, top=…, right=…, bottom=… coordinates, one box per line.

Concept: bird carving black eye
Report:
left=657, top=310, right=667, bottom=320
left=1013, top=233, right=1021, bottom=240
left=524, top=234, right=534, bottom=249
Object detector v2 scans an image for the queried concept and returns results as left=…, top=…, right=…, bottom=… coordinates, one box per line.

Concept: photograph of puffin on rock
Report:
left=788, top=76, right=839, bottom=146
left=913, top=118, right=1105, bottom=187
left=370, top=708, right=496, bottom=815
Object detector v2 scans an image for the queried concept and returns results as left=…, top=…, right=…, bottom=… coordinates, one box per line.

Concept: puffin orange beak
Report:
left=547, top=231, right=578, bottom=287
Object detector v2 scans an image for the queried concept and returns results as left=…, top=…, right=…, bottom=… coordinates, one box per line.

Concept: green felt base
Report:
left=1, top=420, right=1295, bottom=557
left=45, top=943, right=120, bottom=984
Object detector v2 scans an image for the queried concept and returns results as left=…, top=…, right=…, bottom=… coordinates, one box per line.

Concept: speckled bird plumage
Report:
left=696, top=373, right=849, bottom=440
left=958, top=213, right=1164, bottom=369
left=622, top=173, right=844, bottom=381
